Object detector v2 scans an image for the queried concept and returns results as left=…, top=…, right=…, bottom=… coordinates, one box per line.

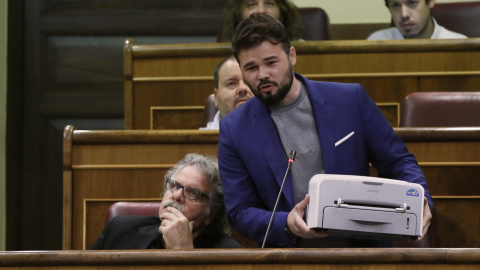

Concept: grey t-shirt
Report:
left=270, top=82, right=325, bottom=204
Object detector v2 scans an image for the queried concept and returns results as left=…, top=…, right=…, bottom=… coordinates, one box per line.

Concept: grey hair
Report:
left=163, top=153, right=228, bottom=236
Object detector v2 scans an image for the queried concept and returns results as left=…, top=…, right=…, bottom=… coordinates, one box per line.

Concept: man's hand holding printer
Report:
left=418, top=196, right=432, bottom=241
left=286, top=194, right=329, bottom=239
left=287, top=194, right=433, bottom=241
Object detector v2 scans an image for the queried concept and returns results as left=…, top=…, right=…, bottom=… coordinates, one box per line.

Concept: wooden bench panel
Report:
left=63, top=126, right=480, bottom=249
left=149, top=103, right=399, bottom=130
left=125, top=38, right=480, bottom=129
left=431, top=197, right=480, bottom=248
left=3, top=249, right=480, bottom=269
left=151, top=106, right=205, bottom=129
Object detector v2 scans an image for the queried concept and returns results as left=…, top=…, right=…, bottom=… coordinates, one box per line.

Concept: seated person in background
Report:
left=200, top=56, right=254, bottom=130
left=91, top=153, right=243, bottom=249
left=219, top=0, right=303, bottom=42
left=368, top=0, right=467, bottom=40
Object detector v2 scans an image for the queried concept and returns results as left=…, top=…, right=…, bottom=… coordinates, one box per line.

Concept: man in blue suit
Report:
left=218, top=13, right=433, bottom=248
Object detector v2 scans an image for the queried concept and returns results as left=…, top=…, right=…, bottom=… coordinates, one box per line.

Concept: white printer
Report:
left=306, top=174, right=424, bottom=240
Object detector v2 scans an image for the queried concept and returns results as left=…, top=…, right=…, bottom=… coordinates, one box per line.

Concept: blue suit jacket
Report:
left=218, top=74, right=432, bottom=247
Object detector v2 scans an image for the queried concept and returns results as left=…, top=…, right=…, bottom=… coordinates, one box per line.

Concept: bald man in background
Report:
left=201, top=56, right=254, bottom=130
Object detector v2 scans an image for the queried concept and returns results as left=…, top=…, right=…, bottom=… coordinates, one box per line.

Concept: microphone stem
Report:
left=261, top=162, right=293, bottom=248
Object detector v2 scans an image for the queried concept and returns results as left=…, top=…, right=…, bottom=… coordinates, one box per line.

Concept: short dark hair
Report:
left=384, top=0, right=430, bottom=7
left=232, top=13, right=291, bottom=63
left=214, top=56, right=235, bottom=89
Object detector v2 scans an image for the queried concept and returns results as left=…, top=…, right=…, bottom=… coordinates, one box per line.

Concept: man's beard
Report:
left=400, top=17, right=432, bottom=39
left=161, top=199, right=184, bottom=213
left=249, top=63, right=294, bottom=106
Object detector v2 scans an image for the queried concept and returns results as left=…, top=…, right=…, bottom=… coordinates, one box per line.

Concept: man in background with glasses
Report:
left=91, top=153, right=242, bottom=249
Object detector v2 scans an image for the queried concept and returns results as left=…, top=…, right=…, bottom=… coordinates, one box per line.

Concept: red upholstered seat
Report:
left=105, top=201, right=161, bottom=226
left=203, top=94, right=218, bottom=126
left=432, top=1, right=480, bottom=37
left=400, top=92, right=480, bottom=127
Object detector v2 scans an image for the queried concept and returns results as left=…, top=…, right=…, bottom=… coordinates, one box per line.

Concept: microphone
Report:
left=262, top=150, right=296, bottom=248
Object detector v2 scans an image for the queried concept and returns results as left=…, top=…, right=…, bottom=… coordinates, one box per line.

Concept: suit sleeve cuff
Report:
left=266, top=212, right=296, bottom=247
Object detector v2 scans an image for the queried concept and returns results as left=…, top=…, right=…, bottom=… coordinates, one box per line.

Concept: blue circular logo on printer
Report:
left=406, top=189, right=419, bottom=197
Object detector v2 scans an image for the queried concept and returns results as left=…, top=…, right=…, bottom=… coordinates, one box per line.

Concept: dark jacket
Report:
left=91, top=215, right=243, bottom=249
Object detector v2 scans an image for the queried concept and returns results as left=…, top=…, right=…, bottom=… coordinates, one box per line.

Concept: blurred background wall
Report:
left=294, top=0, right=480, bottom=23
left=1, top=0, right=8, bottom=252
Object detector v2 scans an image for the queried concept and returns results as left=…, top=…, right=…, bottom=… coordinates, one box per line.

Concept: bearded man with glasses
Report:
left=91, top=153, right=243, bottom=249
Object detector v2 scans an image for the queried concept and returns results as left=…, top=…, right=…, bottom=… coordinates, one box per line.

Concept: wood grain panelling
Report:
left=72, top=171, right=166, bottom=250
left=432, top=198, right=480, bottom=248
left=134, top=81, right=214, bottom=129
left=151, top=106, right=205, bottom=130
left=125, top=39, right=480, bottom=129
left=149, top=103, right=399, bottom=130
left=1, top=249, right=480, bottom=269
left=322, top=77, right=417, bottom=103
left=419, top=76, right=480, bottom=91
left=63, top=126, right=480, bottom=249
left=330, top=23, right=391, bottom=40
left=421, top=165, right=480, bottom=196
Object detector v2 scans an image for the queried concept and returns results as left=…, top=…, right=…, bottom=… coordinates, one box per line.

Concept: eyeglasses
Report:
left=165, top=179, right=210, bottom=200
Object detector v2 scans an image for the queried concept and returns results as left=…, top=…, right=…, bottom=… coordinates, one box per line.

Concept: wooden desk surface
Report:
left=1, top=249, right=480, bottom=269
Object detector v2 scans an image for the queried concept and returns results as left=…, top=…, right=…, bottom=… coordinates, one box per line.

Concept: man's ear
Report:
left=213, top=89, right=219, bottom=107
left=428, top=0, right=435, bottom=9
left=289, top=46, right=297, bottom=66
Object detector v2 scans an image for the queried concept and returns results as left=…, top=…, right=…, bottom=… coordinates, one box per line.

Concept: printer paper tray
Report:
left=320, top=207, right=420, bottom=238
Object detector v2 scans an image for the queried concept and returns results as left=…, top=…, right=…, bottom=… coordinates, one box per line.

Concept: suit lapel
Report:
left=249, top=99, right=295, bottom=208
left=300, top=75, right=337, bottom=174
